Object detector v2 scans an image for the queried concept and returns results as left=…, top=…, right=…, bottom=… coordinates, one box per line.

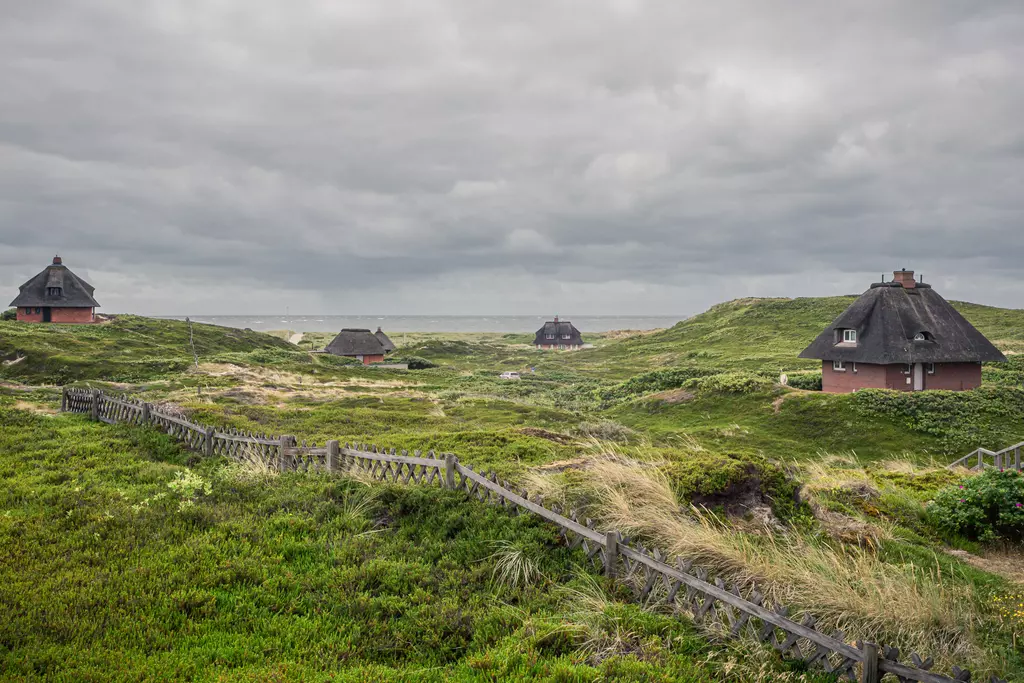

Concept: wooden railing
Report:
left=950, top=441, right=1024, bottom=472
left=61, top=388, right=1005, bottom=683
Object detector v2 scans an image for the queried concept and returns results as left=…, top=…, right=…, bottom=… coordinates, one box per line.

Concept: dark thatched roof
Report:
left=534, top=319, right=583, bottom=346
left=374, top=327, right=395, bottom=353
left=800, top=279, right=1006, bottom=365
left=10, top=258, right=100, bottom=309
left=325, top=329, right=386, bottom=356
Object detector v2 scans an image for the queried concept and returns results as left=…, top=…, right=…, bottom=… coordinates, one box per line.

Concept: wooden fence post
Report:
left=141, top=402, right=151, bottom=425
left=279, top=435, right=294, bottom=472
left=444, top=453, right=456, bottom=489
left=604, top=531, right=618, bottom=578
left=205, top=426, right=215, bottom=458
left=60, top=386, right=68, bottom=413
left=1016, top=447, right=1021, bottom=472
left=861, top=642, right=879, bottom=683
left=326, top=440, right=339, bottom=472
left=90, top=390, right=100, bottom=421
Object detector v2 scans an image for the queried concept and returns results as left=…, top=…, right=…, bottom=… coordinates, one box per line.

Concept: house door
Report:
left=42, top=307, right=51, bottom=322
left=913, top=363, right=924, bottom=391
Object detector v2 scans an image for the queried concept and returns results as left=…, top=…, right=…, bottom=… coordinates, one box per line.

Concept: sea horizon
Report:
left=158, top=314, right=688, bottom=334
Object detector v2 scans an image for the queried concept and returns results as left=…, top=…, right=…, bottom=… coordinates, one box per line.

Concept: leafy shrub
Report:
left=927, top=469, right=1024, bottom=543
left=315, top=354, right=362, bottom=367
left=600, top=367, right=716, bottom=402
left=682, top=372, right=773, bottom=395
left=0, top=308, right=15, bottom=321
left=787, top=372, right=822, bottom=391
left=852, top=388, right=1024, bottom=454
left=393, top=356, right=436, bottom=370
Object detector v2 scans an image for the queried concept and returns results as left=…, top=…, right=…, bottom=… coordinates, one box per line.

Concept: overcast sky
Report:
left=1, top=1, right=1022, bottom=317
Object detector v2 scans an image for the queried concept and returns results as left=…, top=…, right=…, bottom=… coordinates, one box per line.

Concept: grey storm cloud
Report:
left=1, top=0, right=1022, bottom=315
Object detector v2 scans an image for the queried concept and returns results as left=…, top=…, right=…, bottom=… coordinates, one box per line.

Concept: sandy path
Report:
left=289, top=332, right=305, bottom=345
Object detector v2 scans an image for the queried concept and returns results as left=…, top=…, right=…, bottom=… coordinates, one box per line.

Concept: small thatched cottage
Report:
left=10, top=256, right=99, bottom=323
left=534, top=316, right=584, bottom=350
left=374, top=327, right=395, bottom=353
left=325, top=328, right=387, bottom=365
left=799, top=270, right=1006, bottom=393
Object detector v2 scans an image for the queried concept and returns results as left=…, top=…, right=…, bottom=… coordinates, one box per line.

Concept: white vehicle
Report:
left=499, top=371, right=521, bottom=380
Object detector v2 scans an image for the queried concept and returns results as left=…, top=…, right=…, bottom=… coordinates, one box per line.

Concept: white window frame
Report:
left=545, top=334, right=555, bottom=340
left=842, top=329, right=857, bottom=343
left=833, top=360, right=846, bottom=372
left=562, top=334, right=571, bottom=339
left=903, top=364, right=913, bottom=375
left=852, top=362, right=858, bottom=373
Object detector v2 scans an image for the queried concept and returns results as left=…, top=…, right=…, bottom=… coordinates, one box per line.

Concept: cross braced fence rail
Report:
left=61, top=388, right=1006, bottom=683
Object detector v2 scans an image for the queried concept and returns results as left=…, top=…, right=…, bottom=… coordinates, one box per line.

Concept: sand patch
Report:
left=653, top=388, right=695, bottom=404
left=948, top=549, right=1024, bottom=582
left=14, top=400, right=57, bottom=415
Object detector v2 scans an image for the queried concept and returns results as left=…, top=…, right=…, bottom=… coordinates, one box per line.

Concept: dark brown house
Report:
left=325, top=328, right=387, bottom=365
left=374, top=327, right=395, bottom=353
left=800, top=270, right=1006, bottom=393
left=534, top=316, right=584, bottom=350
left=10, top=256, right=99, bottom=324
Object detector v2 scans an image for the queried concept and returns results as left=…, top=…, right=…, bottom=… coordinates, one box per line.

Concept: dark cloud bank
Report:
left=1, top=1, right=1022, bottom=316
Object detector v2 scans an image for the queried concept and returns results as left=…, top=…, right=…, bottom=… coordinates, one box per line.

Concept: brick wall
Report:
left=360, top=354, right=385, bottom=365
left=925, top=363, right=982, bottom=391
left=15, top=307, right=95, bottom=323
left=51, top=307, right=95, bottom=323
left=822, top=361, right=982, bottom=392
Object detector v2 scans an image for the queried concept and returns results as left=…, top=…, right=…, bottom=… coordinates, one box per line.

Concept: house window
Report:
left=842, top=329, right=857, bottom=343
left=47, top=287, right=62, bottom=297
left=545, top=334, right=555, bottom=340
left=833, top=360, right=846, bottom=372
left=34, top=307, right=41, bottom=314
left=914, top=331, right=931, bottom=341
left=562, top=334, right=571, bottom=339
left=927, top=363, right=936, bottom=375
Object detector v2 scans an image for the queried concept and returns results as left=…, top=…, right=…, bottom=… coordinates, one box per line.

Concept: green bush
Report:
left=927, top=469, right=1024, bottom=543
left=0, top=308, right=15, bottom=321
left=393, top=356, right=437, bottom=370
left=787, top=372, right=822, bottom=391
left=600, top=367, right=716, bottom=402
left=683, top=372, right=774, bottom=395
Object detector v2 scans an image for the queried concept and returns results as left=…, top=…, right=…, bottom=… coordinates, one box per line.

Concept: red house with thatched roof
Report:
left=10, top=256, right=99, bottom=323
left=800, top=270, right=1006, bottom=393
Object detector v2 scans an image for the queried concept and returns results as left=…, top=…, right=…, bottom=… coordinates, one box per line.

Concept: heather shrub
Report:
left=927, top=469, right=1024, bottom=543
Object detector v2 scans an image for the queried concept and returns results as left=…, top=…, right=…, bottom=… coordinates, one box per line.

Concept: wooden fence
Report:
left=62, top=388, right=1006, bottom=683
left=950, top=441, right=1024, bottom=472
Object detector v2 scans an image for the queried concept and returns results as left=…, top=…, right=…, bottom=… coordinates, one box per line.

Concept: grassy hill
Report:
left=0, top=316, right=310, bottom=384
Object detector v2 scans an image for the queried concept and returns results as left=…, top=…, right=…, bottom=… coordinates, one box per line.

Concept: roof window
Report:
left=914, top=331, right=931, bottom=341
left=840, top=329, right=857, bottom=344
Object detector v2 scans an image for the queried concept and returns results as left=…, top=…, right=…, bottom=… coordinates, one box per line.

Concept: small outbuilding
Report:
left=325, top=328, right=387, bottom=365
left=10, top=256, right=99, bottom=323
left=799, top=270, right=1006, bottom=393
left=534, top=316, right=584, bottom=350
left=374, top=327, right=395, bottom=353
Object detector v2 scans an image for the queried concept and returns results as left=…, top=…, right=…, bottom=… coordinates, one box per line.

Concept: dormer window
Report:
left=914, top=331, right=931, bottom=341
left=840, top=329, right=857, bottom=344
left=545, top=334, right=555, bottom=340
left=562, top=334, right=571, bottom=339
left=47, top=287, right=62, bottom=297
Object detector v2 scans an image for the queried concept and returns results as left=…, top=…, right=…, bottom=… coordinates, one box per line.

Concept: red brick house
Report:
left=534, top=316, right=584, bottom=350
left=10, top=256, right=99, bottom=323
left=800, top=270, right=1006, bottom=393
left=325, top=328, right=387, bottom=365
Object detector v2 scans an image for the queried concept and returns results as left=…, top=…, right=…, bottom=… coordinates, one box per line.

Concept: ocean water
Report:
left=165, top=315, right=685, bottom=334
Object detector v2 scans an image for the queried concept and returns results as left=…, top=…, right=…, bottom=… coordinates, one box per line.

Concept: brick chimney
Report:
left=53, top=255, right=62, bottom=266
left=893, top=269, right=916, bottom=289
left=553, top=315, right=559, bottom=323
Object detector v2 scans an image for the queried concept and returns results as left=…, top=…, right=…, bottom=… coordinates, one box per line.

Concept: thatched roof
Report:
left=10, top=257, right=100, bottom=309
left=534, top=319, right=583, bottom=346
left=800, top=276, right=1006, bottom=365
left=325, top=329, right=386, bottom=356
left=374, top=327, right=395, bottom=353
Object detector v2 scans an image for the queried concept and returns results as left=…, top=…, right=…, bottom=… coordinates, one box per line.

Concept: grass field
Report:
left=3, top=295, right=1024, bottom=680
